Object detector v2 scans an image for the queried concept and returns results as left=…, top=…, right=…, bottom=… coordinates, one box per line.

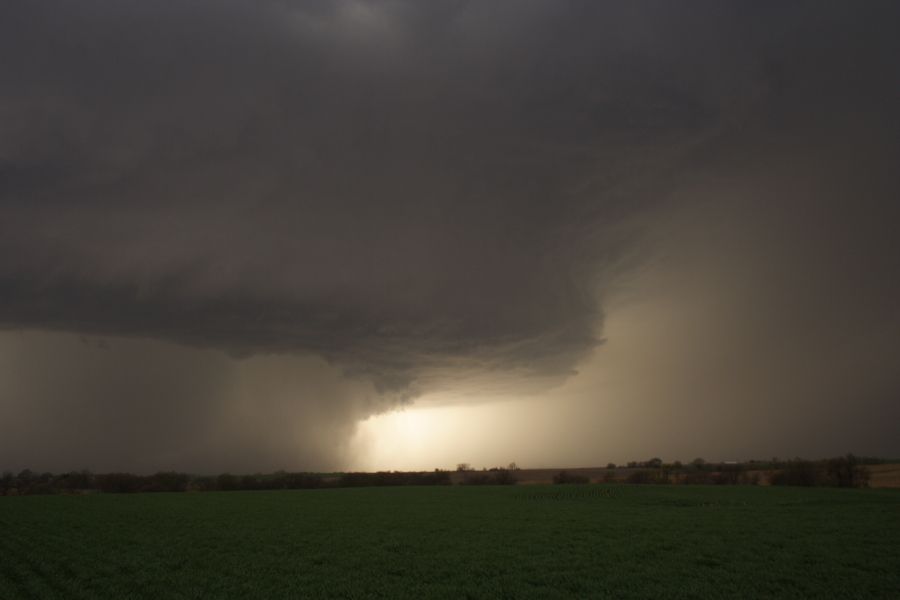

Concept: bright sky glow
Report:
left=348, top=397, right=540, bottom=472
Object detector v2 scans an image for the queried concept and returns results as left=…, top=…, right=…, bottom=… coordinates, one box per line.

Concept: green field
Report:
left=2, top=485, right=898, bottom=599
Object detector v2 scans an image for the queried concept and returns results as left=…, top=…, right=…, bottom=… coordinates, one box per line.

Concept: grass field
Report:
left=2, top=485, right=899, bottom=599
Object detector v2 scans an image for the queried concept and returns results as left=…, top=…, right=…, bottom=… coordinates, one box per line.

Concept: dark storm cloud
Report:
left=0, top=0, right=724, bottom=390
left=2, top=1, right=900, bottom=470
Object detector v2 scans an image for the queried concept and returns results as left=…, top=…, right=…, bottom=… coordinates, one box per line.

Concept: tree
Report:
left=95, top=473, right=142, bottom=493
left=0, top=471, right=13, bottom=495
left=770, top=460, right=819, bottom=486
left=493, top=469, right=517, bottom=485
left=456, top=463, right=471, bottom=472
left=146, top=471, right=189, bottom=492
left=60, top=470, right=93, bottom=491
left=826, top=454, right=870, bottom=488
left=217, top=473, right=238, bottom=491
left=713, top=463, right=743, bottom=485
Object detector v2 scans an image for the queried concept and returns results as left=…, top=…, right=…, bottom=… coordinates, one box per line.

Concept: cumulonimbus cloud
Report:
left=1, top=1, right=898, bottom=471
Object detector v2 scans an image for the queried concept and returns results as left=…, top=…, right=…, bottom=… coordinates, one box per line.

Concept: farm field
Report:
left=2, top=485, right=899, bottom=599
left=868, top=463, right=900, bottom=487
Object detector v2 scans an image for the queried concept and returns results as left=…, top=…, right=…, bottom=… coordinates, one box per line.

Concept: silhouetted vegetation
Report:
left=625, top=470, right=669, bottom=485
left=553, top=470, right=589, bottom=484
left=825, top=454, right=870, bottom=487
left=0, top=454, right=882, bottom=495
left=0, top=468, right=454, bottom=495
left=461, top=468, right=517, bottom=485
left=626, top=458, right=665, bottom=469
left=339, top=470, right=451, bottom=487
left=605, top=455, right=874, bottom=487
left=769, top=460, right=822, bottom=486
left=711, top=463, right=743, bottom=485
left=95, top=472, right=144, bottom=493
left=769, top=455, right=870, bottom=488
left=491, top=468, right=518, bottom=485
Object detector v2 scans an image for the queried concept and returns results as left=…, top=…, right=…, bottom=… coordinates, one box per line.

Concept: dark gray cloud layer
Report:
left=2, top=1, right=899, bottom=470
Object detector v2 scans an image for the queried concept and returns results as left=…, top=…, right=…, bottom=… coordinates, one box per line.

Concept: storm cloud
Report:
left=2, top=1, right=899, bottom=471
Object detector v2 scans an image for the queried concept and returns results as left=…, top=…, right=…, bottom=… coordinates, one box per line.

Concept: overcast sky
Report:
left=2, top=1, right=899, bottom=473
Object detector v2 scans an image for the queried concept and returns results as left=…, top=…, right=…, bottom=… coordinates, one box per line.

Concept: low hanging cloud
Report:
left=0, top=331, right=377, bottom=473
left=1, top=1, right=899, bottom=471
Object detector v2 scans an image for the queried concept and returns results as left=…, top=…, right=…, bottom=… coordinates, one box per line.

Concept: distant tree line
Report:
left=0, top=469, right=457, bottom=496
left=453, top=464, right=518, bottom=485
left=459, top=468, right=517, bottom=486
left=577, top=454, right=872, bottom=487
left=768, top=455, right=871, bottom=487
left=1, top=455, right=879, bottom=495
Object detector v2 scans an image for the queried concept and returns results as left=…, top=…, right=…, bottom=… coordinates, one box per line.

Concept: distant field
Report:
left=869, top=463, right=900, bottom=487
left=2, top=485, right=899, bottom=598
